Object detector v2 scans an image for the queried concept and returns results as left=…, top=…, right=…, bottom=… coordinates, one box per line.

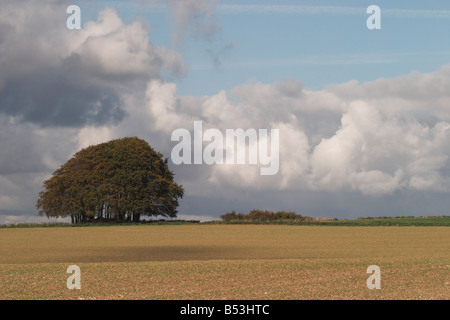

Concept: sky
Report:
left=1, top=0, right=450, bottom=223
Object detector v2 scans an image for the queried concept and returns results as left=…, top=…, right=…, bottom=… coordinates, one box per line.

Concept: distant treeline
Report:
left=220, top=210, right=313, bottom=222
left=357, top=215, right=450, bottom=220
left=0, top=219, right=200, bottom=228
left=218, top=211, right=450, bottom=226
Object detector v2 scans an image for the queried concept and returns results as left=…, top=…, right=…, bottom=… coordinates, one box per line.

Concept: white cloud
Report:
left=76, top=126, right=115, bottom=150
left=0, top=2, right=186, bottom=126
left=144, top=67, right=450, bottom=196
left=146, top=80, right=189, bottom=133
left=71, top=8, right=186, bottom=78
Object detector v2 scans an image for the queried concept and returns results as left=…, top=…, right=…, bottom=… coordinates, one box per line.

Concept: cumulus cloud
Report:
left=0, top=1, right=185, bottom=127
left=139, top=68, right=450, bottom=196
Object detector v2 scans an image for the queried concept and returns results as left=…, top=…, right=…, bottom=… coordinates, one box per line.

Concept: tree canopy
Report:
left=36, top=137, right=184, bottom=224
left=220, top=210, right=312, bottom=222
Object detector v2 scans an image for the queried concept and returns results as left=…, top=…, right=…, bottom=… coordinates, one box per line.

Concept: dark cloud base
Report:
left=0, top=73, right=126, bottom=127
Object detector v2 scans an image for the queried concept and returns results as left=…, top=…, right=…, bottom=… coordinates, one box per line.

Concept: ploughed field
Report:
left=0, top=225, right=448, bottom=299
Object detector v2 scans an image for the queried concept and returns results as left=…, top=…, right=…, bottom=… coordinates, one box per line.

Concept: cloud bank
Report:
left=141, top=68, right=450, bottom=197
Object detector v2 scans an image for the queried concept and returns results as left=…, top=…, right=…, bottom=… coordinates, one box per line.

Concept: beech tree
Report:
left=36, top=137, right=184, bottom=224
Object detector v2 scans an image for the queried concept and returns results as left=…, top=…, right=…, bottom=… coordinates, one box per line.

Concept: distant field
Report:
left=317, top=216, right=450, bottom=226
left=210, top=216, right=450, bottom=226
left=0, top=225, right=448, bottom=299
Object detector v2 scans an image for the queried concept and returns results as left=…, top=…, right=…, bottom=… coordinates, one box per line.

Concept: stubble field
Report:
left=0, top=224, right=448, bottom=299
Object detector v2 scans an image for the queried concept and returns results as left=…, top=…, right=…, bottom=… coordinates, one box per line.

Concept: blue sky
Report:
left=184, top=1, right=450, bottom=95
left=78, top=0, right=450, bottom=96
left=2, top=0, right=450, bottom=223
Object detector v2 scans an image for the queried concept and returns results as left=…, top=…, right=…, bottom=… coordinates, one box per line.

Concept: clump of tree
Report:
left=221, top=209, right=312, bottom=222
left=36, top=137, right=184, bottom=224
